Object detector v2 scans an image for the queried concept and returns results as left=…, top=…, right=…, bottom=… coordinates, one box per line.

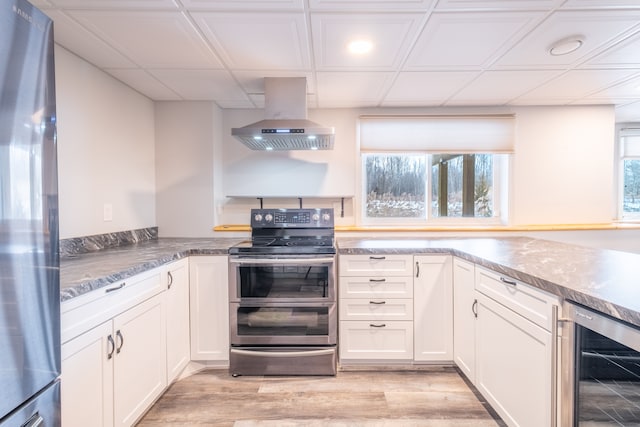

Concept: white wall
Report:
left=511, top=106, right=615, bottom=225
left=55, top=46, right=156, bottom=239
left=155, top=101, right=220, bottom=237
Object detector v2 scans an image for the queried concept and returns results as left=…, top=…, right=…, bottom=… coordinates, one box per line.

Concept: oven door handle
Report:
left=230, top=257, right=335, bottom=265
left=230, top=348, right=335, bottom=357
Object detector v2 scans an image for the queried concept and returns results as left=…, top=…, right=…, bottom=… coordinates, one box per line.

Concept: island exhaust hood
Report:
left=232, top=77, right=335, bottom=151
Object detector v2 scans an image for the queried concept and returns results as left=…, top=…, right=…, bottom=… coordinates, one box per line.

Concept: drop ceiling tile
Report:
left=105, top=69, right=181, bottom=100
left=49, top=0, right=178, bottom=9
left=435, top=0, right=562, bottom=11
left=309, top=0, right=436, bottom=11
left=383, top=71, right=479, bottom=105
left=311, top=13, right=424, bottom=70
left=584, top=30, right=640, bottom=67
left=67, top=10, right=222, bottom=68
left=180, top=0, right=304, bottom=10
left=516, top=69, right=639, bottom=102
left=447, top=70, right=561, bottom=105
left=586, top=74, right=640, bottom=100
left=404, top=11, right=544, bottom=69
left=494, top=10, right=640, bottom=68
left=44, top=10, right=137, bottom=68
left=192, top=12, right=310, bottom=70
left=148, top=69, right=253, bottom=106
left=562, top=0, right=640, bottom=9
left=315, top=72, right=395, bottom=107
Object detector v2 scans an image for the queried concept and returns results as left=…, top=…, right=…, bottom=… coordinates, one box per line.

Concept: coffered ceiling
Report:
left=33, top=0, right=640, bottom=121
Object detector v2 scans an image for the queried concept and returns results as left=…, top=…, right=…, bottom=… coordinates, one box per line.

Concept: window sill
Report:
left=214, top=223, right=640, bottom=233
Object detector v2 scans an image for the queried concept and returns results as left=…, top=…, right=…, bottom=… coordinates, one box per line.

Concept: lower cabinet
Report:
left=61, top=293, right=167, bottom=427
left=473, top=267, right=559, bottom=427
left=164, top=258, right=190, bottom=383
left=189, top=256, right=229, bottom=361
left=452, top=257, right=476, bottom=382
left=413, top=255, right=452, bottom=362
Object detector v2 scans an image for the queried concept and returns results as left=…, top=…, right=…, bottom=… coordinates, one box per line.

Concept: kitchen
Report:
left=3, top=0, right=640, bottom=426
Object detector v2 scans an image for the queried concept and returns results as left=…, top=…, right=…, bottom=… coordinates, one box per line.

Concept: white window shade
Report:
left=359, top=115, right=515, bottom=153
left=621, top=132, right=640, bottom=157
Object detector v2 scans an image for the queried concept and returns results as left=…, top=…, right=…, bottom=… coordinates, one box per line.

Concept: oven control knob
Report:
left=322, top=213, right=331, bottom=222
left=254, top=213, right=263, bottom=222
left=264, top=213, right=273, bottom=222
left=312, top=213, right=320, bottom=221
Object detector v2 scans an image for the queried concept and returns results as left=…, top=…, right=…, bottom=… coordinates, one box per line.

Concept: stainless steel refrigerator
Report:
left=0, top=0, right=61, bottom=426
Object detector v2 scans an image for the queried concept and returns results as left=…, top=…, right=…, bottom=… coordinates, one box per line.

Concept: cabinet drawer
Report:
left=475, top=267, right=559, bottom=331
left=339, top=255, right=413, bottom=277
left=61, top=268, right=164, bottom=344
left=339, top=276, right=413, bottom=299
left=339, top=320, right=413, bottom=360
left=339, top=298, right=413, bottom=321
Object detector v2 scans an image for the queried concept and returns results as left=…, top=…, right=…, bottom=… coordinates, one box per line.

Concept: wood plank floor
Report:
left=137, top=367, right=506, bottom=426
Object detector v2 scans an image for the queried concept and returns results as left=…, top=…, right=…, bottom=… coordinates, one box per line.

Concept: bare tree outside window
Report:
left=365, top=154, right=426, bottom=218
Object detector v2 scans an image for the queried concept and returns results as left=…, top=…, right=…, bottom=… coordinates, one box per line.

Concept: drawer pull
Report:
left=369, top=278, right=386, bottom=282
left=105, top=282, right=126, bottom=293
left=500, top=277, right=517, bottom=286
left=369, top=323, right=386, bottom=328
left=369, top=300, right=386, bottom=305
left=369, top=256, right=386, bottom=260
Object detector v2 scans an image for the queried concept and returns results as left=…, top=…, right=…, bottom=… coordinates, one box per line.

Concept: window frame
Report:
left=618, top=126, right=640, bottom=221
left=359, top=151, right=507, bottom=227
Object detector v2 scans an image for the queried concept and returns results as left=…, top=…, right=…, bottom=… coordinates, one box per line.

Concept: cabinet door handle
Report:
left=415, top=261, right=420, bottom=278
left=369, top=323, right=386, bottom=328
left=369, top=300, right=386, bottom=305
left=107, top=334, right=115, bottom=359
left=167, top=271, right=173, bottom=289
left=105, top=282, right=126, bottom=293
left=499, top=277, right=517, bottom=286
left=116, top=330, right=124, bottom=354
left=472, top=299, right=478, bottom=318
left=22, top=412, right=44, bottom=427
left=369, top=278, right=386, bottom=282
left=369, top=256, right=386, bottom=260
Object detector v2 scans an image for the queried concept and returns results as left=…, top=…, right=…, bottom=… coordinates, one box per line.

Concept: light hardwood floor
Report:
left=137, top=367, right=506, bottom=426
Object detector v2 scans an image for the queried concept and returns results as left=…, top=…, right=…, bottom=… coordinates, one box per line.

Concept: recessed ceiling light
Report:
left=549, top=36, right=584, bottom=56
left=347, top=39, right=373, bottom=55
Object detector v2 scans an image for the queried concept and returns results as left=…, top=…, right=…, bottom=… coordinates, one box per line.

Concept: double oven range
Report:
left=228, top=208, right=337, bottom=376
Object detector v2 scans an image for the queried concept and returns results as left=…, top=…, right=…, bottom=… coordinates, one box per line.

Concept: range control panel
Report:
left=250, top=208, right=334, bottom=228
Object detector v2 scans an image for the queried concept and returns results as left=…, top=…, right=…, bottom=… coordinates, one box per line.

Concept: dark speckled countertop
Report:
left=60, top=238, right=244, bottom=302
left=61, top=235, right=640, bottom=329
left=337, top=236, right=640, bottom=329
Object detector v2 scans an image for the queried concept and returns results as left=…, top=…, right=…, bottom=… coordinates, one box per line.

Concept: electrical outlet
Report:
left=103, top=203, right=113, bottom=221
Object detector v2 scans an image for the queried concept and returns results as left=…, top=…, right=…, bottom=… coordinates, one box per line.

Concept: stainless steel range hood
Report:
left=232, top=77, right=335, bottom=151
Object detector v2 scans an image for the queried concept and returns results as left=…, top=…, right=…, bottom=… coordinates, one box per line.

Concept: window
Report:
left=619, top=127, right=640, bottom=220
left=359, top=115, right=512, bottom=225
left=363, top=153, right=503, bottom=224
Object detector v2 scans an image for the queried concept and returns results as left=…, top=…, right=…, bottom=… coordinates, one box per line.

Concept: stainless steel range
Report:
left=228, top=208, right=337, bottom=376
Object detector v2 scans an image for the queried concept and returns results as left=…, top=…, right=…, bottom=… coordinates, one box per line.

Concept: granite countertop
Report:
left=60, top=238, right=245, bottom=301
left=61, top=235, right=640, bottom=330
left=337, top=236, right=640, bottom=329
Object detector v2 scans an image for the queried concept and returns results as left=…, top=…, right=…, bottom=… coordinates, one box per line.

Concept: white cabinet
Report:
left=61, top=321, right=114, bottom=427
left=189, top=256, right=229, bottom=361
left=164, top=258, right=190, bottom=383
left=61, top=281, right=167, bottom=427
left=339, top=254, right=414, bottom=361
left=452, top=257, right=476, bottom=382
left=413, top=255, right=453, bottom=362
left=474, top=267, right=559, bottom=427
